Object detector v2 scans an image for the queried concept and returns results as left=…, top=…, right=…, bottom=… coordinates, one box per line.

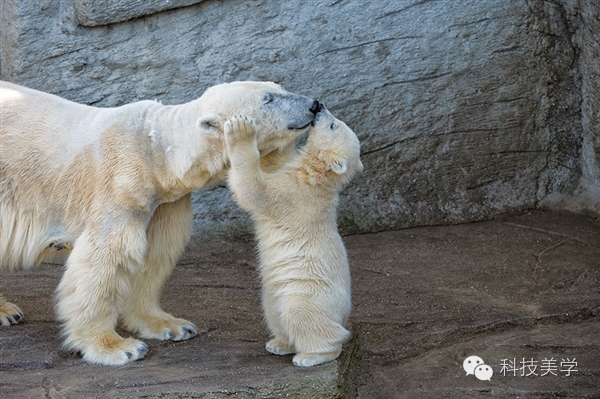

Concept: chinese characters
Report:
left=499, top=358, right=578, bottom=377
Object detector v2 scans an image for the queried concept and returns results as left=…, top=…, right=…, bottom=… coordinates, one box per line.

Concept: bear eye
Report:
left=329, top=123, right=336, bottom=131
left=263, top=93, right=275, bottom=104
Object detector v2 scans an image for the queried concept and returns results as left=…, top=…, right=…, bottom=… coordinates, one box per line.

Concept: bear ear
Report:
left=330, top=158, right=348, bottom=175
left=197, top=114, right=221, bottom=135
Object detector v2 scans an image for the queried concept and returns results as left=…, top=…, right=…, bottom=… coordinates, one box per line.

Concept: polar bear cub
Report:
left=225, top=108, right=363, bottom=367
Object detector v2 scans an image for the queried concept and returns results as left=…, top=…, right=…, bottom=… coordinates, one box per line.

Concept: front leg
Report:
left=120, top=194, right=198, bottom=341
left=224, top=116, right=269, bottom=212
left=224, top=116, right=260, bottom=171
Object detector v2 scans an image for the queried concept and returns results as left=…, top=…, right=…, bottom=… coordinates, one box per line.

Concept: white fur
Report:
left=0, top=80, right=315, bottom=365
left=225, top=111, right=363, bottom=367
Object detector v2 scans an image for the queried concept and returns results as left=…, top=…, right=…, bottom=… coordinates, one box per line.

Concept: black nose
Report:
left=309, top=100, right=322, bottom=115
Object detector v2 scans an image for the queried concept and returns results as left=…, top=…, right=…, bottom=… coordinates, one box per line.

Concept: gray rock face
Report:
left=540, top=0, right=600, bottom=213
left=73, top=0, right=205, bottom=27
left=1, top=0, right=598, bottom=238
left=580, top=0, right=600, bottom=210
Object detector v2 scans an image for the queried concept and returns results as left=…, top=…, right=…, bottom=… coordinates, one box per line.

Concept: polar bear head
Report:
left=302, top=107, right=363, bottom=188
left=197, top=81, right=319, bottom=155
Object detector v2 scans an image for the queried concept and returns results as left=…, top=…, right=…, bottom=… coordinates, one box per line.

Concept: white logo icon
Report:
left=474, top=364, right=494, bottom=381
left=463, top=356, right=493, bottom=380
left=463, top=355, right=484, bottom=375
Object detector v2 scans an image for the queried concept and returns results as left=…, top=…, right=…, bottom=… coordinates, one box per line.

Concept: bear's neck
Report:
left=145, top=101, right=227, bottom=198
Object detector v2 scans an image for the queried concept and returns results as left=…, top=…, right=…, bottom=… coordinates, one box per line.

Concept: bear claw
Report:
left=183, top=326, right=197, bottom=335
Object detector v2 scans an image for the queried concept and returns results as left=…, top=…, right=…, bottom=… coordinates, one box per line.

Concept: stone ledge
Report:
left=1, top=211, right=598, bottom=398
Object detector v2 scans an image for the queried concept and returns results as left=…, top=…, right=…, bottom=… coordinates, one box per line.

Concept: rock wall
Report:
left=1, top=0, right=597, bottom=237
left=579, top=0, right=600, bottom=212
left=540, top=0, right=600, bottom=213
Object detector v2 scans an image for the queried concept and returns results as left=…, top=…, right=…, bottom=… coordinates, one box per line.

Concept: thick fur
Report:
left=225, top=111, right=363, bottom=367
left=0, top=80, right=317, bottom=365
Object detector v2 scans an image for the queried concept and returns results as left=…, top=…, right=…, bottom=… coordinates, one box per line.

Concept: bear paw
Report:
left=224, top=115, right=256, bottom=145
left=292, top=350, right=342, bottom=367
left=266, top=338, right=295, bottom=356
left=80, top=333, right=149, bottom=366
left=0, top=299, right=24, bottom=326
left=124, top=313, right=199, bottom=341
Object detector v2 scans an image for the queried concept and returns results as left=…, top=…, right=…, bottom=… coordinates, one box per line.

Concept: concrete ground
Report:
left=0, top=210, right=599, bottom=398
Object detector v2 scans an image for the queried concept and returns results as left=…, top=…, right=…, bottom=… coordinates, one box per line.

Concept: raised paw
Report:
left=123, top=312, right=199, bottom=341
left=224, top=115, right=256, bottom=146
left=0, top=297, right=24, bottom=326
left=292, top=350, right=342, bottom=367
left=266, top=338, right=295, bottom=356
left=81, top=332, right=148, bottom=366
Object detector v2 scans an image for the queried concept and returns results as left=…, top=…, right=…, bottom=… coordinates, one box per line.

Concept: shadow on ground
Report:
left=1, top=210, right=599, bottom=398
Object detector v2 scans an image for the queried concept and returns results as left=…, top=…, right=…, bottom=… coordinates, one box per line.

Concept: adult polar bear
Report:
left=0, top=80, right=320, bottom=365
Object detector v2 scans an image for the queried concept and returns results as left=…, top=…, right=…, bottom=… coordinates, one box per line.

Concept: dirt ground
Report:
left=1, top=210, right=599, bottom=398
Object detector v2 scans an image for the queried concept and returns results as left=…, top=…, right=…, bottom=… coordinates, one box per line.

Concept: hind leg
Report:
left=280, top=295, right=350, bottom=367
left=56, top=216, right=150, bottom=366
left=0, top=294, right=23, bottom=326
left=120, top=195, right=197, bottom=341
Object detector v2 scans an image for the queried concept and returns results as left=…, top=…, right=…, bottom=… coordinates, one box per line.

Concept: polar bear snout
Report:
left=309, top=100, right=323, bottom=115
left=287, top=99, right=323, bottom=131
left=266, top=93, right=320, bottom=131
